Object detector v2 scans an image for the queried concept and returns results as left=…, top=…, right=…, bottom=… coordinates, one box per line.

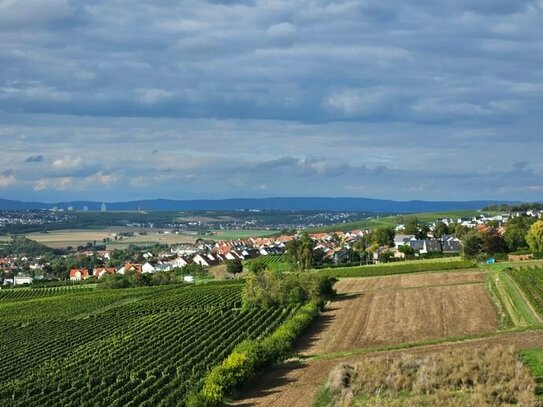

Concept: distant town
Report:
left=1, top=206, right=542, bottom=287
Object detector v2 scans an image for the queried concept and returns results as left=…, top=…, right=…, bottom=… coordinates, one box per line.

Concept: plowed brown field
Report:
left=231, top=270, right=504, bottom=407
left=334, top=270, right=486, bottom=293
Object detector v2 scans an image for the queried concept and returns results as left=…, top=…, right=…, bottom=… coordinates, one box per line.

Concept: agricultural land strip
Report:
left=230, top=269, right=532, bottom=407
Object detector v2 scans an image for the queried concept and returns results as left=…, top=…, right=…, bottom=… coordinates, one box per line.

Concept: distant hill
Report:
left=0, top=197, right=514, bottom=213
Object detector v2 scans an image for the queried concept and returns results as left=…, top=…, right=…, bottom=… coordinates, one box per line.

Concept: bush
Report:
left=190, top=301, right=321, bottom=406
left=242, top=270, right=336, bottom=307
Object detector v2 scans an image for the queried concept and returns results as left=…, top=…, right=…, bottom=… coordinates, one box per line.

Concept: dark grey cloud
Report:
left=24, top=155, right=44, bottom=163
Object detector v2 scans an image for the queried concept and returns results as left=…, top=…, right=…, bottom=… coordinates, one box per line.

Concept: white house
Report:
left=142, top=262, right=156, bottom=274
left=170, top=257, right=190, bottom=268
left=14, top=276, right=33, bottom=285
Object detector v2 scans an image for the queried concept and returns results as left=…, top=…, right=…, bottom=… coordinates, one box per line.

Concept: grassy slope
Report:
left=306, top=209, right=496, bottom=233
left=487, top=269, right=540, bottom=327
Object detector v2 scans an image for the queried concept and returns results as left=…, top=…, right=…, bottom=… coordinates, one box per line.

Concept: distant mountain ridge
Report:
left=0, top=197, right=514, bottom=213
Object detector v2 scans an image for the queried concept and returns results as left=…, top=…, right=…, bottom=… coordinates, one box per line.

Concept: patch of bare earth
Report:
left=333, top=270, right=486, bottom=293
left=230, top=271, right=505, bottom=407
left=311, top=283, right=497, bottom=354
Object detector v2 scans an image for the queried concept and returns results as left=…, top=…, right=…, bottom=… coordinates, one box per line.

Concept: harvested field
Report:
left=232, top=271, right=503, bottom=407
left=334, top=270, right=486, bottom=293
left=26, top=228, right=197, bottom=249
left=232, top=330, right=543, bottom=407
left=310, top=282, right=497, bottom=354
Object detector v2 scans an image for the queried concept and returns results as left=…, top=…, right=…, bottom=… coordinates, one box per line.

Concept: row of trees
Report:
left=461, top=219, right=543, bottom=258
left=243, top=269, right=336, bottom=307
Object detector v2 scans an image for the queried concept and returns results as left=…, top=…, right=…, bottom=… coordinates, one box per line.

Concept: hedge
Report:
left=187, top=301, right=320, bottom=406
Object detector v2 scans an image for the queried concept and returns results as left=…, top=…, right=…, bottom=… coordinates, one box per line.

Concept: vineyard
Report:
left=506, top=266, right=543, bottom=317
left=319, top=259, right=475, bottom=278
left=244, top=254, right=291, bottom=272
left=0, top=281, right=294, bottom=406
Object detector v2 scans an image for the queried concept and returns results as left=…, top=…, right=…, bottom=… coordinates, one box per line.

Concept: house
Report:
left=69, top=268, right=90, bottom=281
left=142, top=262, right=156, bottom=274
left=93, top=267, right=117, bottom=278
left=241, top=248, right=260, bottom=259
left=441, top=237, right=462, bottom=253
left=117, top=263, right=142, bottom=275
left=170, top=257, right=190, bottom=268
left=419, top=240, right=442, bottom=254
left=225, top=251, right=244, bottom=260
left=193, top=253, right=223, bottom=267
left=14, top=276, right=33, bottom=285
left=394, top=235, right=416, bottom=247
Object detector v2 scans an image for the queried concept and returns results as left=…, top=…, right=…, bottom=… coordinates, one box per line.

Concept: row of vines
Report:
left=0, top=281, right=294, bottom=406
left=506, top=266, right=543, bottom=317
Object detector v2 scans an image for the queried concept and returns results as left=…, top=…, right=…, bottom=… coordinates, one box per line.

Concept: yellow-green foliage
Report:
left=192, top=301, right=320, bottom=406
left=527, top=221, right=543, bottom=253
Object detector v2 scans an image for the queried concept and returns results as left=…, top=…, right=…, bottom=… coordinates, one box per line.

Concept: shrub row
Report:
left=187, top=301, right=320, bottom=406
left=319, top=259, right=476, bottom=278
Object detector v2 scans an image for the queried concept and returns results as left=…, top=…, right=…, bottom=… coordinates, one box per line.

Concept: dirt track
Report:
left=231, top=271, right=508, bottom=407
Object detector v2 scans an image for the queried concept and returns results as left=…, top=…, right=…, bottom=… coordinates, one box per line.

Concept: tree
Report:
left=402, top=217, right=429, bottom=239
left=398, top=244, right=415, bottom=259
left=433, top=222, right=450, bottom=239
left=248, top=259, right=268, bottom=274
left=526, top=221, right=543, bottom=253
left=226, top=259, right=243, bottom=275
left=461, top=230, right=484, bottom=258
left=481, top=228, right=507, bottom=255
left=504, top=216, right=536, bottom=252
left=371, top=227, right=395, bottom=246
left=403, top=217, right=420, bottom=235
left=450, top=223, right=470, bottom=239
left=179, top=263, right=208, bottom=278
left=285, top=233, right=316, bottom=270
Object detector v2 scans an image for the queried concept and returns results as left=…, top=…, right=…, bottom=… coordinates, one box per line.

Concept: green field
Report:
left=203, top=229, right=278, bottom=240
left=0, top=282, right=294, bottom=406
left=244, top=254, right=291, bottom=272
left=306, top=209, right=495, bottom=233
left=318, top=258, right=475, bottom=278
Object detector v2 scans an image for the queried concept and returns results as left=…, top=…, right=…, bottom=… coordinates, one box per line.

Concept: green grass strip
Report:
left=493, top=271, right=540, bottom=326
left=521, top=348, right=543, bottom=399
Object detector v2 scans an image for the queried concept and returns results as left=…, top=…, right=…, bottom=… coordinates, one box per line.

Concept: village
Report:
left=1, top=209, right=542, bottom=287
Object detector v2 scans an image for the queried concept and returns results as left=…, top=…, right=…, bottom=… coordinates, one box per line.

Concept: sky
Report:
left=0, top=0, right=542, bottom=203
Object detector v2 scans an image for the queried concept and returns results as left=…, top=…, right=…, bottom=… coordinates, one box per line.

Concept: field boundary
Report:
left=305, top=324, right=543, bottom=362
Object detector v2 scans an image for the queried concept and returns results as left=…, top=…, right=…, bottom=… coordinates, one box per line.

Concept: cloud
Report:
left=266, top=22, right=297, bottom=41
left=52, top=156, right=84, bottom=171
left=0, top=170, right=15, bottom=188
left=24, top=155, right=44, bottom=163
left=0, top=0, right=76, bottom=28
left=34, top=172, right=117, bottom=191
left=0, top=1, right=542, bottom=201
left=135, top=88, right=174, bottom=105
